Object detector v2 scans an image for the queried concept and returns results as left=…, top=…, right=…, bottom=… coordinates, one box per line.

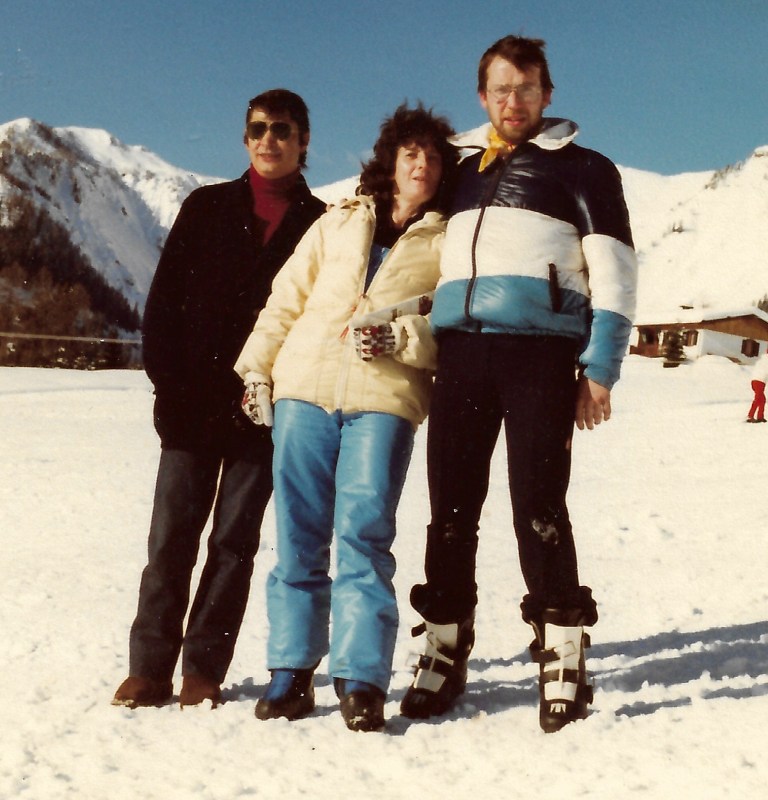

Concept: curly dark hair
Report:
left=357, top=103, right=459, bottom=214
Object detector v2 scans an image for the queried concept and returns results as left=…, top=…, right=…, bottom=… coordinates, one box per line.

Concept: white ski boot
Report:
left=529, top=607, right=593, bottom=733
left=400, top=615, right=474, bottom=719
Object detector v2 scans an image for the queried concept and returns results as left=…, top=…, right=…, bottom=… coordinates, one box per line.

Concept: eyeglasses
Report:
left=487, top=84, right=543, bottom=104
left=246, top=121, right=294, bottom=141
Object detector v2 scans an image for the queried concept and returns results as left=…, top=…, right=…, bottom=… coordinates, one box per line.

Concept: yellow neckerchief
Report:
left=478, top=128, right=516, bottom=172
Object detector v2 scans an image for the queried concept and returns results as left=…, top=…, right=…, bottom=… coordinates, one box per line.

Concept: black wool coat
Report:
left=141, top=170, right=325, bottom=456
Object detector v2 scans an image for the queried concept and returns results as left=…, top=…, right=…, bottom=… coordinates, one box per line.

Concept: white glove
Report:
left=242, top=372, right=273, bottom=426
left=352, top=322, right=404, bottom=362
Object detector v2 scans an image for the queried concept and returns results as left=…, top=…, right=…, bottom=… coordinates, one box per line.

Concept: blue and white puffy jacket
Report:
left=432, top=118, right=638, bottom=389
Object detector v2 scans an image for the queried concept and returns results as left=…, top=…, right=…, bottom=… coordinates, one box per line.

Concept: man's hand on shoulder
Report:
left=575, top=377, right=611, bottom=431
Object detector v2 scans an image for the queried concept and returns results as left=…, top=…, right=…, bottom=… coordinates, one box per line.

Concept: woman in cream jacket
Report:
left=234, top=104, right=458, bottom=731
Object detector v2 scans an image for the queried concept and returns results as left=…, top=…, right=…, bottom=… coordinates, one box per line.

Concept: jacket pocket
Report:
left=547, top=262, right=562, bottom=313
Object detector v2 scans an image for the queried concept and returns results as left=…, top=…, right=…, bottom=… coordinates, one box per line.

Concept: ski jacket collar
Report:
left=528, top=118, right=580, bottom=151
left=334, top=194, right=445, bottom=235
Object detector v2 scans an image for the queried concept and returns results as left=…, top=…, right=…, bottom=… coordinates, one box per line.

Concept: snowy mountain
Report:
left=0, top=118, right=220, bottom=311
left=626, top=147, right=768, bottom=313
left=2, top=118, right=767, bottom=316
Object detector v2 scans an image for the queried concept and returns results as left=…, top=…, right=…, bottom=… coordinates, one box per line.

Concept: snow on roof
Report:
left=634, top=306, right=768, bottom=327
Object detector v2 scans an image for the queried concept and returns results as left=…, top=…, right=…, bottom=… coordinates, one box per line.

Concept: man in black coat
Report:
left=113, top=89, right=326, bottom=709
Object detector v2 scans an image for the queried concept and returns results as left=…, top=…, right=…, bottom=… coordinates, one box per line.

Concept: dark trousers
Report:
left=128, top=447, right=272, bottom=683
left=414, top=332, right=584, bottom=624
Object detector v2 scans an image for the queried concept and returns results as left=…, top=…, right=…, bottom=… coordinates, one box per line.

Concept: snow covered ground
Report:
left=2, top=358, right=767, bottom=799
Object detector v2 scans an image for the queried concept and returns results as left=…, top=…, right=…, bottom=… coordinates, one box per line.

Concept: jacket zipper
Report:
left=465, top=160, right=508, bottom=323
left=334, top=222, right=376, bottom=409
left=341, top=219, right=431, bottom=330
left=333, top=218, right=435, bottom=410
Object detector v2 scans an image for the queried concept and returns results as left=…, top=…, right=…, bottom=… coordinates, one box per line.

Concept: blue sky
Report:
left=2, top=0, right=767, bottom=187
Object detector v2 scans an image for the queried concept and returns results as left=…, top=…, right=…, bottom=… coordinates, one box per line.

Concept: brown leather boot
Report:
left=112, top=676, right=173, bottom=709
left=179, top=674, right=222, bottom=709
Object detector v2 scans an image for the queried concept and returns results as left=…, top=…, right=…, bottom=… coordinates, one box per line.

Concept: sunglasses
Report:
left=246, top=121, right=294, bottom=141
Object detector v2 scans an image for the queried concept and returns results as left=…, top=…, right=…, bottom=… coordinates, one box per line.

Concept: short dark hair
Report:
left=477, top=35, right=554, bottom=93
left=357, top=103, right=459, bottom=214
left=245, top=89, right=310, bottom=167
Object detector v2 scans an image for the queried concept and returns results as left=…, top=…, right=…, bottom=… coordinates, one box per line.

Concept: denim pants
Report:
left=266, top=400, right=414, bottom=692
left=128, top=447, right=272, bottom=683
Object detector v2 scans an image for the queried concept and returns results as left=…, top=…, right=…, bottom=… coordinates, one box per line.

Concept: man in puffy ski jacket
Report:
left=112, top=89, right=325, bottom=711
left=401, top=35, right=638, bottom=733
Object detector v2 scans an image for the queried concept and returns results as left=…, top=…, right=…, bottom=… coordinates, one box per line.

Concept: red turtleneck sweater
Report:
left=248, top=166, right=300, bottom=244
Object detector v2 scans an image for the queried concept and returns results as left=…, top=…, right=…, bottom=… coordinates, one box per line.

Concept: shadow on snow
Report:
left=225, top=621, right=767, bottom=731
left=390, top=620, right=768, bottom=728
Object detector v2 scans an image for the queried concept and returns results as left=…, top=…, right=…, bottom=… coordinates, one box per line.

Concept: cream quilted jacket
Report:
left=234, top=195, right=445, bottom=428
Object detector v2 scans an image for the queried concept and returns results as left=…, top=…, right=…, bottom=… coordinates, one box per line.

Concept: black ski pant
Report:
left=128, top=447, right=272, bottom=684
left=412, top=331, right=586, bottom=625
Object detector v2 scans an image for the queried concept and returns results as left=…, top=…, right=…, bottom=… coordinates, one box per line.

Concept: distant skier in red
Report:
left=747, top=352, right=768, bottom=422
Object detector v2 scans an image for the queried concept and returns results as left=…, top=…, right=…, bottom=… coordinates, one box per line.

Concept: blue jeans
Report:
left=267, top=400, right=414, bottom=692
left=128, top=448, right=272, bottom=682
